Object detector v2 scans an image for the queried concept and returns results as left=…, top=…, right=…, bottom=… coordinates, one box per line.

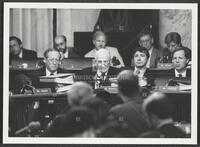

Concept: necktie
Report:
left=50, top=73, right=54, bottom=76
left=136, top=70, right=140, bottom=75
left=95, top=72, right=106, bottom=88
left=178, top=74, right=182, bottom=78
left=101, top=72, right=106, bottom=80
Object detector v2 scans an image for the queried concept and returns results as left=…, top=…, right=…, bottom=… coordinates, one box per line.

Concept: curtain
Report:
left=94, top=9, right=159, bottom=66
left=57, top=9, right=100, bottom=47
left=10, top=9, right=100, bottom=56
left=95, top=9, right=157, bottom=33
left=10, top=9, right=53, bottom=57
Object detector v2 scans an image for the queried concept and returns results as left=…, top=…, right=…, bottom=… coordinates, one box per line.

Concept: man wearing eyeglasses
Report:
left=132, top=30, right=161, bottom=68
left=29, top=48, right=69, bottom=130
left=78, top=48, right=121, bottom=88
left=43, top=48, right=64, bottom=75
left=30, top=48, right=68, bottom=90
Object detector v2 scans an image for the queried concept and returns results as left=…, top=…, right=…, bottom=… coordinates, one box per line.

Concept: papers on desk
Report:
left=40, top=73, right=74, bottom=84
left=178, top=85, right=191, bottom=91
left=56, top=85, right=72, bottom=93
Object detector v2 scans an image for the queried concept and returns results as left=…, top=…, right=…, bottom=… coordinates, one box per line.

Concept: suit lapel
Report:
left=149, top=48, right=156, bottom=68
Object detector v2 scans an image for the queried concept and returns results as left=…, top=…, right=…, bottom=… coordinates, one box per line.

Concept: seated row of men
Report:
left=9, top=30, right=191, bottom=68
left=10, top=71, right=188, bottom=138
left=10, top=45, right=191, bottom=94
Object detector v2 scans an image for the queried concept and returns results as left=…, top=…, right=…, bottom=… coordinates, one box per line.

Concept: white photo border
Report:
left=3, top=2, right=198, bottom=144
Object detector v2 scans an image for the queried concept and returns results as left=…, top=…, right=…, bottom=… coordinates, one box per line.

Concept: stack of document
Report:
left=40, top=73, right=74, bottom=93
left=178, top=85, right=191, bottom=91
left=56, top=85, right=72, bottom=93
left=40, top=73, right=74, bottom=84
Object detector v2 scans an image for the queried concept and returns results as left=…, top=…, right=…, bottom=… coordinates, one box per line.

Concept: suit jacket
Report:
left=10, top=48, right=37, bottom=60
left=131, top=47, right=161, bottom=68
left=29, top=66, right=69, bottom=128
left=29, top=66, right=69, bottom=92
left=149, top=47, right=161, bottom=68
left=76, top=66, right=121, bottom=88
left=109, top=99, right=150, bottom=137
left=139, top=123, right=187, bottom=138
left=166, top=68, right=191, bottom=78
left=130, top=67, right=155, bottom=88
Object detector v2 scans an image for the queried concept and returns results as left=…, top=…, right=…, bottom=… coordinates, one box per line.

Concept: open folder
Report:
left=39, top=73, right=74, bottom=84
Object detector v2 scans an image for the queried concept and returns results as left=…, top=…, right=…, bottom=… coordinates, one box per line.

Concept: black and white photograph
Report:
left=3, top=2, right=198, bottom=144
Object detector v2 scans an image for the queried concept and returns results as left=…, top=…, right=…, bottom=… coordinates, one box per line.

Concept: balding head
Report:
left=54, top=35, right=67, bottom=53
left=117, top=70, right=139, bottom=100
left=92, top=31, right=107, bottom=50
left=94, top=48, right=111, bottom=73
left=68, top=82, right=94, bottom=105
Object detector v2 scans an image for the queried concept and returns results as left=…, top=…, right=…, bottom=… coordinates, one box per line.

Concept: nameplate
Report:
left=34, top=88, right=52, bottom=94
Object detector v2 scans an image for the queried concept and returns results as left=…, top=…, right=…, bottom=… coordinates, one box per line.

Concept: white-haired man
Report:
left=79, top=48, right=121, bottom=88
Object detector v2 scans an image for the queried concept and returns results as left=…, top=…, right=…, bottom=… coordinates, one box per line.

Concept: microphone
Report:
left=167, top=79, right=179, bottom=86
left=20, top=83, right=35, bottom=94
left=15, top=121, right=41, bottom=135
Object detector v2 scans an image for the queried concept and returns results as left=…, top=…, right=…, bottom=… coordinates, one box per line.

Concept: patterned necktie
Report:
left=136, top=70, right=140, bottom=75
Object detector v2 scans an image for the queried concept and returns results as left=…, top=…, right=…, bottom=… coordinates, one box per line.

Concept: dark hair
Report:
left=43, top=48, right=60, bottom=59
left=60, top=106, right=97, bottom=137
left=138, top=29, right=153, bottom=40
left=134, top=46, right=150, bottom=59
left=172, top=46, right=191, bottom=60
left=164, top=32, right=182, bottom=45
left=81, top=98, right=109, bottom=127
left=9, top=36, right=22, bottom=45
left=144, top=93, right=171, bottom=119
left=92, top=30, right=107, bottom=42
left=117, top=70, right=139, bottom=98
left=99, top=121, right=133, bottom=137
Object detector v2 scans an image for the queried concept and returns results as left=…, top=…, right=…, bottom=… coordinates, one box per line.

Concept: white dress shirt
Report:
left=46, top=69, right=57, bottom=76
left=175, top=69, right=187, bottom=78
left=18, top=49, right=23, bottom=58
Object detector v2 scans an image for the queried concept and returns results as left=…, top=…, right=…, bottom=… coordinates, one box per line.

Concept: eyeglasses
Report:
left=47, top=58, right=60, bottom=63
left=139, top=39, right=151, bottom=44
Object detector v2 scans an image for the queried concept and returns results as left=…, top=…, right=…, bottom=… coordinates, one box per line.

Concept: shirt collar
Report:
left=46, top=68, right=57, bottom=76
left=148, top=46, right=153, bottom=55
left=18, top=49, right=23, bottom=58
left=63, top=49, right=69, bottom=58
left=96, top=70, right=108, bottom=80
left=175, top=69, right=187, bottom=77
left=134, top=67, right=146, bottom=77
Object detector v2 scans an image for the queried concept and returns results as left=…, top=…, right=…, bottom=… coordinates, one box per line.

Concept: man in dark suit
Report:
left=170, top=46, right=191, bottom=78
left=29, top=48, right=69, bottom=129
left=29, top=48, right=69, bottom=91
left=131, top=30, right=161, bottom=68
left=9, top=36, right=37, bottom=60
left=131, top=46, right=155, bottom=88
left=77, top=48, right=121, bottom=88
left=140, top=92, right=187, bottom=138
left=54, top=35, right=80, bottom=59
left=109, top=70, right=150, bottom=137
